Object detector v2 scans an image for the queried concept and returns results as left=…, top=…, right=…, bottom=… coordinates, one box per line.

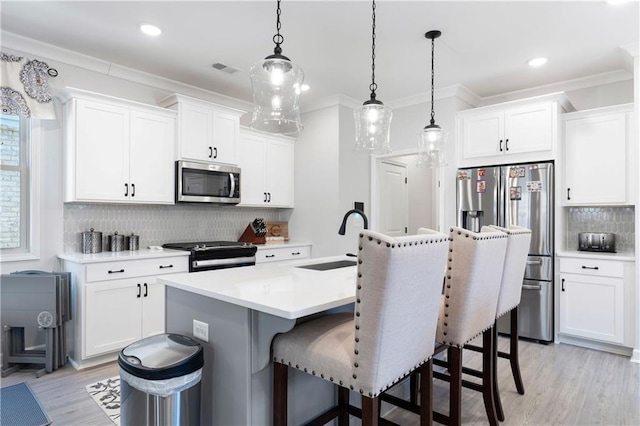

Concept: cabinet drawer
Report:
left=256, top=246, right=311, bottom=263
left=559, top=257, right=623, bottom=278
left=86, top=256, right=188, bottom=282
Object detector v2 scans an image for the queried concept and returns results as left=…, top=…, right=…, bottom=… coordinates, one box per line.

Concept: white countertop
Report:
left=58, top=248, right=190, bottom=264
left=255, top=241, right=312, bottom=250
left=158, top=255, right=357, bottom=319
left=557, top=250, right=636, bottom=262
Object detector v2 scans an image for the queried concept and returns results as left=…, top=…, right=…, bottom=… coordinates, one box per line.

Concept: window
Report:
left=1, top=115, right=39, bottom=261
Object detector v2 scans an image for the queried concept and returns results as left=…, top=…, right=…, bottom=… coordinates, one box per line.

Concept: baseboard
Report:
left=69, top=352, right=118, bottom=370
left=558, top=335, right=634, bottom=357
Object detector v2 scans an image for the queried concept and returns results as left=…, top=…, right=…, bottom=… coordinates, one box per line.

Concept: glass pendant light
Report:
left=354, top=0, right=392, bottom=154
left=417, top=30, right=448, bottom=168
left=249, top=0, right=304, bottom=136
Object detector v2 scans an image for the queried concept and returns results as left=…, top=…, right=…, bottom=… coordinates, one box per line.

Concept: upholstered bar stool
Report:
left=458, top=226, right=531, bottom=421
left=417, top=226, right=508, bottom=426
left=486, top=225, right=531, bottom=420
left=272, top=230, right=449, bottom=426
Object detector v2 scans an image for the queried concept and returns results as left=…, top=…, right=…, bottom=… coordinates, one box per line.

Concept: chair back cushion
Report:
left=438, top=227, right=508, bottom=346
left=355, top=229, right=449, bottom=396
left=487, top=225, right=532, bottom=317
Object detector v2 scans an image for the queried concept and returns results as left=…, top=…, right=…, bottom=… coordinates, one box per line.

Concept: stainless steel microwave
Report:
left=176, top=160, right=240, bottom=204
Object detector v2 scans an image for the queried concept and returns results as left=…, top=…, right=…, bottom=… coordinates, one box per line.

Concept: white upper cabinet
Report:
left=237, top=128, right=295, bottom=208
left=458, top=93, right=571, bottom=167
left=64, top=89, right=176, bottom=204
left=159, top=94, right=243, bottom=165
left=562, top=104, right=633, bottom=205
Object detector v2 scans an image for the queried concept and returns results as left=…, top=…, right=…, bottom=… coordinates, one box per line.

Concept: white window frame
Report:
left=0, top=118, right=40, bottom=262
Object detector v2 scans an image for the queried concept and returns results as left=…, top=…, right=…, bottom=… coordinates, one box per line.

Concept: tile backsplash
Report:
left=64, top=204, right=284, bottom=253
left=566, top=206, right=635, bottom=253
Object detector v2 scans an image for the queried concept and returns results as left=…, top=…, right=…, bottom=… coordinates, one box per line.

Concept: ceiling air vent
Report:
left=212, top=62, right=240, bottom=74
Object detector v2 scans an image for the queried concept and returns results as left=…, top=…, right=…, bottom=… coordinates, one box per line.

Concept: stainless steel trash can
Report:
left=118, top=334, right=204, bottom=426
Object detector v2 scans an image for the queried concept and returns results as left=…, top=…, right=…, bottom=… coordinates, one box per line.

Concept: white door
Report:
left=377, top=161, right=408, bottom=236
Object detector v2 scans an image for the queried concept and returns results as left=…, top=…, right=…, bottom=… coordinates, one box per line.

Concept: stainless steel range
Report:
left=162, top=241, right=257, bottom=272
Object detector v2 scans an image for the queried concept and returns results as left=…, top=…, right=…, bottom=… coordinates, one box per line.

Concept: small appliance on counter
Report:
left=578, top=232, right=616, bottom=253
left=238, top=218, right=268, bottom=244
left=80, top=228, right=102, bottom=254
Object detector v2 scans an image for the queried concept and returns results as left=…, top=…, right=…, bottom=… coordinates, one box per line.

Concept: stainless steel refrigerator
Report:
left=456, top=162, right=554, bottom=342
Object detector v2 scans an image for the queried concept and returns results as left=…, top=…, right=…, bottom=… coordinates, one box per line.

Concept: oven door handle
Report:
left=229, top=173, right=235, bottom=198
left=193, top=256, right=256, bottom=269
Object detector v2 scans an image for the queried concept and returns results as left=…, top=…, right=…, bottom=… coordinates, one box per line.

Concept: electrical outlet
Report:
left=193, top=319, right=209, bottom=343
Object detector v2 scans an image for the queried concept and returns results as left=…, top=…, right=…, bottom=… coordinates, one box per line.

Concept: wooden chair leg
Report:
left=410, top=371, right=419, bottom=404
left=362, top=395, right=380, bottom=426
left=419, top=360, right=433, bottom=426
left=482, top=328, right=499, bottom=426
left=338, top=387, right=349, bottom=426
left=449, top=347, right=462, bottom=426
left=510, top=307, right=525, bottom=395
left=493, top=324, right=505, bottom=421
left=273, top=362, right=288, bottom=426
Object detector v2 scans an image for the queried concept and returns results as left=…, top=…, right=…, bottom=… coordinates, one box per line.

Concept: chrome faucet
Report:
left=338, top=209, right=368, bottom=235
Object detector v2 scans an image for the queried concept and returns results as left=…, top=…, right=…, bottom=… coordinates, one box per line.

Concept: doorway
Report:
left=371, top=151, right=440, bottom=234
left=377, top=160, right=408, bottom=236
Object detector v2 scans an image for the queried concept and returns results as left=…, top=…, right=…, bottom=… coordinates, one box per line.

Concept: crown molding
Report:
left=481, top=69, right=632, bottom=106
left=1, top=31, right=253, bottom=113
left=386, top=84, right=482, bottom=111
left=301, top=94, right=361, bottom=114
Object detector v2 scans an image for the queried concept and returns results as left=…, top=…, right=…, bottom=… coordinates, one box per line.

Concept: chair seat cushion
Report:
left=272, top=312, right=354, bottom=387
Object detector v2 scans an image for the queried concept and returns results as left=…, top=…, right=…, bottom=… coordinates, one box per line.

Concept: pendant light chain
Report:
left=273, top=0, right=284, bottom=55
left=430, top=35, right=436, bottom=126
left=369, top=0, right=378, bottom=99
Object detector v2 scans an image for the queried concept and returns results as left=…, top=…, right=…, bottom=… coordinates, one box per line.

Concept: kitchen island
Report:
left=158, top=256, right=357, bottom=425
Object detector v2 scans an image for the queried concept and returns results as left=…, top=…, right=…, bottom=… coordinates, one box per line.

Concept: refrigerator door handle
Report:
left=527, top=259, right=543, bottom=266
left=523, top=283, right=543, bottom=291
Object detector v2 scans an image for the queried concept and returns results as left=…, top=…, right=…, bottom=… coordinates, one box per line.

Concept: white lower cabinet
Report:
left=84, top=278, right=165, bottom=357
left=256, top=244, right=311, bottom=264
left=61, top=254, right=188, bottom=367
left=559, top=256, right=631, bottom=345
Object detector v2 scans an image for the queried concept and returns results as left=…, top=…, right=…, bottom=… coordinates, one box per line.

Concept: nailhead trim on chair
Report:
left=273, top=232, right=449, bottom=399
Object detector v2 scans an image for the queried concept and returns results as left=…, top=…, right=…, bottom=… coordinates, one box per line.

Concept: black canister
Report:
left=107, top=231, right=125, bottom=252
left=80, top=228, right=102, bottom=254
left=125, top=233, right=140, bottom=251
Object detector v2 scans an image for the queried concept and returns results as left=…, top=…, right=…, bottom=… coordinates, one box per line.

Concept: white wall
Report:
left=288, top=106, right=341, bottom=258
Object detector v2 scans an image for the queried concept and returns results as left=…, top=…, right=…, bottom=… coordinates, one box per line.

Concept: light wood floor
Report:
left=1, top=337, right=639, bottom=425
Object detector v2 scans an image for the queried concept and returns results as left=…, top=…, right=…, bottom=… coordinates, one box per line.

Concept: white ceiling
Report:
left=1, top=1, right=638, bottom=109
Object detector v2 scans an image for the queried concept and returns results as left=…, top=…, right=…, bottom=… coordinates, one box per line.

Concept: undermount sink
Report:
left=296, top=260, right=357, bottom=271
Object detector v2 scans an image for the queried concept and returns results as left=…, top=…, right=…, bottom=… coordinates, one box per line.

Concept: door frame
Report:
left=370, top=148, right=445, bottom=233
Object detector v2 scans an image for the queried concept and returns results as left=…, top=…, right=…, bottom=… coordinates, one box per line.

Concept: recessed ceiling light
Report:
left=139, top=24, right=162, bottom=37
left=528, top=57, right=548, bottom=67
left=300, top=84, right=310, bottom=92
